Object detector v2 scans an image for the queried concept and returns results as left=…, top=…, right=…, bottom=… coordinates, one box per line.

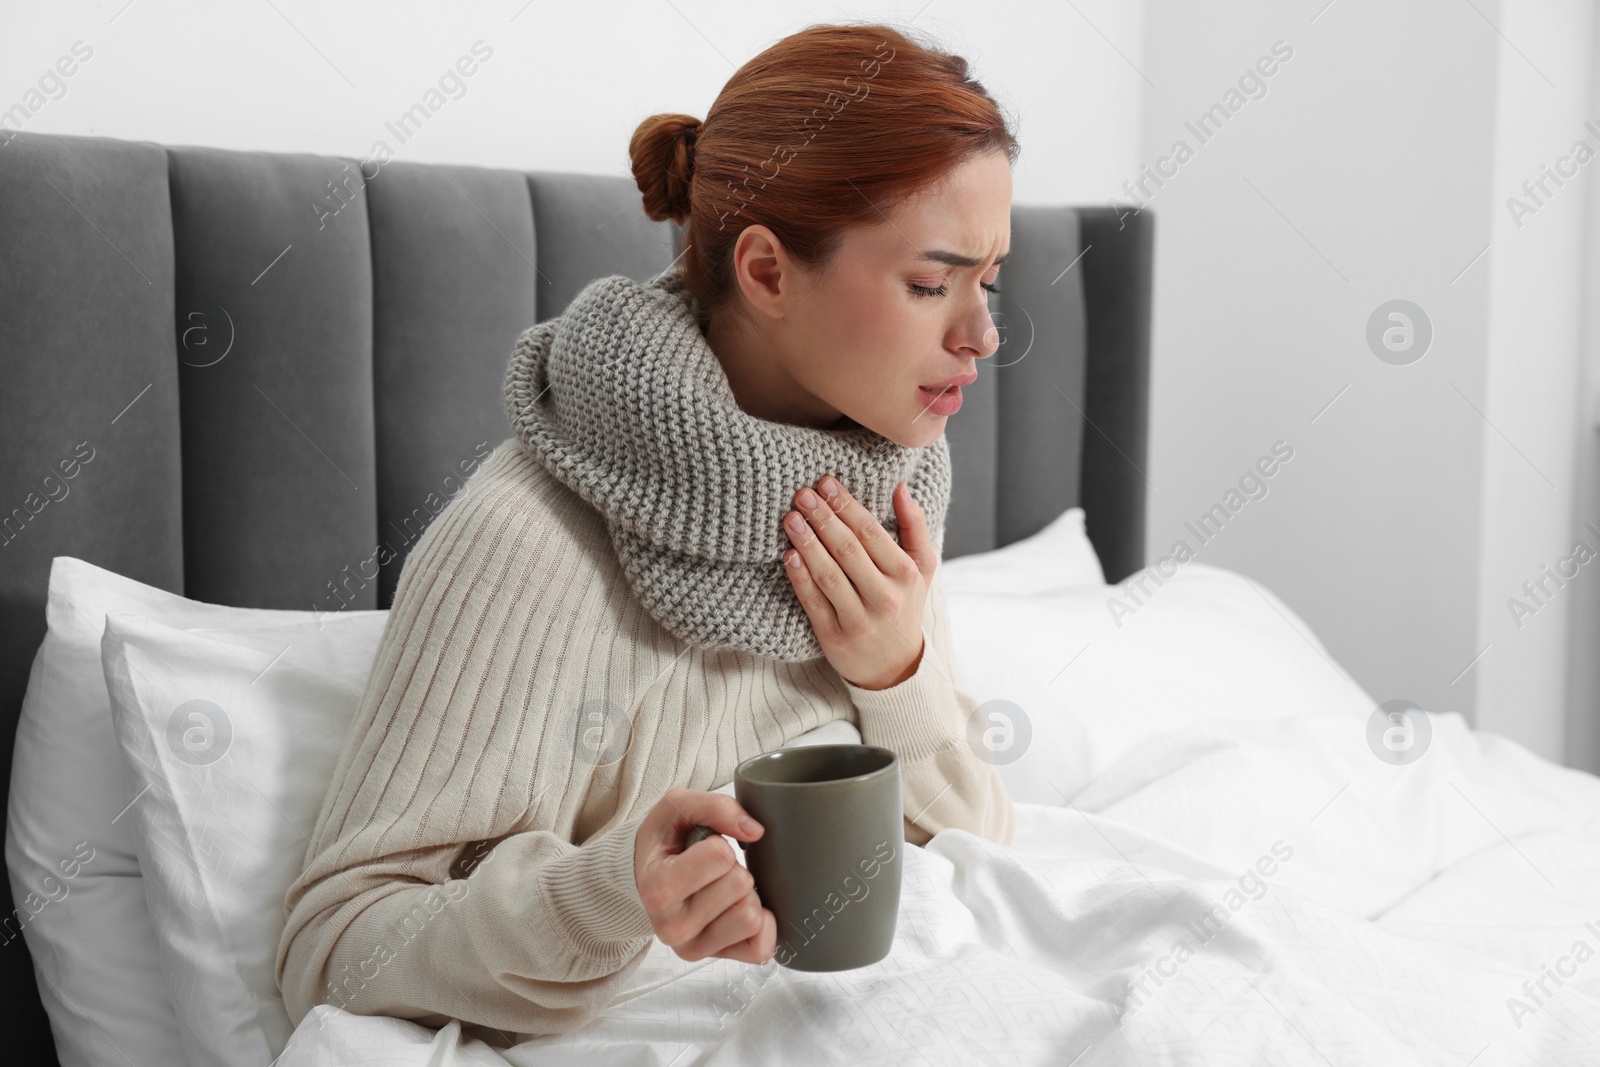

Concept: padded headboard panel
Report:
left=0, top=129, right=1151, bottom=1063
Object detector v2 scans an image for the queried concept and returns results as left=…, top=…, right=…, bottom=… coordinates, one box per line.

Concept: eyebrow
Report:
left=917, top=248, right=1010, bottom=268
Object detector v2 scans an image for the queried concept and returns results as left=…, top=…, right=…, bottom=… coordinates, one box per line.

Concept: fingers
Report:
left=783, top=540, right=842, bottom=637
left=672, top=831, right=752, bottom=901
left=635, top=795, right=779, bottom=967
left=670, top=870, right=772, bottom=962
left=639, top=792, right=775, bottom=965
left=655, top=860, right=755, bottom=953
left=646, top=788, right=762, bottom=858
left=638, top=789, right=762, bottom=923
left=892, top=482, right=939, bottom=583
left=681, top=885, right=776, bottom=964
left=783, top=494, right=869, bottom=632
left=711, top=904, right=777, bottom=966
left=783, top=477, right=913, bottom=622
left=817, top=475, right=915, bottom=576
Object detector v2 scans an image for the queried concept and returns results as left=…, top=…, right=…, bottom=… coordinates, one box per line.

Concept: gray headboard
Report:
left=0, top=128, right=1151, bottom=1063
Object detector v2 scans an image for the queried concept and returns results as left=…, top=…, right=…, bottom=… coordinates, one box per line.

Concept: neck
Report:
left=703, top=309, right=850, bottom=431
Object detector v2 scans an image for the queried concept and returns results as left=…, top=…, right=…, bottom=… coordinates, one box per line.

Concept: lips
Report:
left=917, top=384, right=964, bottom=415
left=921, top=371, right=978, bottom=391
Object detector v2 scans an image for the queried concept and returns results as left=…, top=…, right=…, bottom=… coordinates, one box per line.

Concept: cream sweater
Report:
left=275, top=436, right=1015, bottom=1040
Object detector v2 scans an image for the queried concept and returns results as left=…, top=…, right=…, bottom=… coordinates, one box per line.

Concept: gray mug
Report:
left=687, top=743, right=903, bottom=972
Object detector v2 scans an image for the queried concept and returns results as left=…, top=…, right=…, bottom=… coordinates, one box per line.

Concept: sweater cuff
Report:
left=843, top=622, right=966, bottom=763
left=537, top=814, right=656, bottom=959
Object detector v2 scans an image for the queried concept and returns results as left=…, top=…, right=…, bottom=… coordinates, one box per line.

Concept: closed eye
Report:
left=909, top=280, right=1002, bottom=298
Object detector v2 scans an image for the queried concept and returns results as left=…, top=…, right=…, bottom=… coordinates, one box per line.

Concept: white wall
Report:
left=1475, top=0, right=1595, bottom=763
left=9, top=0, right=1596, bottom=764
left=1137, top=0, right=1501, bottom=734
left=1564, top=11, right=1600, bottom=777
left=1136, top=0, right=1597, bottom=765
left=0, top=0, right=1142, bottom=209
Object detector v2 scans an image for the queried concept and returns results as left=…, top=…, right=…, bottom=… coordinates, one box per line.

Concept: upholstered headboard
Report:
left=0, top=128, right=1151, bottom=1062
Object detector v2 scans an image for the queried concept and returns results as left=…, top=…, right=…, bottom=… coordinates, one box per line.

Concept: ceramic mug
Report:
left=686, top=743, right=903, bottom=972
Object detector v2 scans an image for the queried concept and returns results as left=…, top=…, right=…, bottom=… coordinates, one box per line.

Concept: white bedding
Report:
left=33, top=508, right=1597, bottom=1064
left=275, top=707, right=1600, bottom=1065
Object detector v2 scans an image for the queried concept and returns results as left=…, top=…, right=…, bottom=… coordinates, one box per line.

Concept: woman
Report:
left=275, top=19, right=1018, bottom=1043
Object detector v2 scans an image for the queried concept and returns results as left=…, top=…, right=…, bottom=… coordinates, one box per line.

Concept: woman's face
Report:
left=707, top=148, right=1013, bottom=448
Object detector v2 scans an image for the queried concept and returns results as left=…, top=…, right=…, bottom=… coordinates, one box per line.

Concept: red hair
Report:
left=629, top=22, right=1019, bottom=323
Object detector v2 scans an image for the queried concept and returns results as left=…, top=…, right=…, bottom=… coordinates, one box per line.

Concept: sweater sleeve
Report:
left=274, top=448, right=662, bottom=1040
left=276, top=811, right=657, bottom=1039
left=842, top=566, right=1016, bottom=848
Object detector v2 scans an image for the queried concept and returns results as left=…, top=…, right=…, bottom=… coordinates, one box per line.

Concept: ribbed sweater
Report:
left=274, top=436, right=1015, bottom=1040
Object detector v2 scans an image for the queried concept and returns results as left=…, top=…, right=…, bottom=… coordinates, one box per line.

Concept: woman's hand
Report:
left=633, top=787, right=775, bottom=965
left=781, top=475, right=939, bottom=690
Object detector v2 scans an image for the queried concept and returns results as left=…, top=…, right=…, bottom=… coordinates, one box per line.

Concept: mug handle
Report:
left=685, top=824, right=743, bottom=850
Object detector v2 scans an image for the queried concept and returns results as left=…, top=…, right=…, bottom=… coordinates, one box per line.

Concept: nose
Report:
left=978, top=316, right=1001, bottom=359
left=963, top=293, right=1002, bottom=360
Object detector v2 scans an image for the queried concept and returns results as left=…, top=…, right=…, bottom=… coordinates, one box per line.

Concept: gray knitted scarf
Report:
left=503, top=262, right=952, bottom=662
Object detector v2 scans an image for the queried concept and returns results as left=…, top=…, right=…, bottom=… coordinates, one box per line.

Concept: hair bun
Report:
left=629, top=113, right=701, bottom=224
left=679, top=116, right=700, bottom=156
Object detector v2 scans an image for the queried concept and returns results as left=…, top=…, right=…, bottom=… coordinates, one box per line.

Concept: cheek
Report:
left=821, top=289, right=925, bottom=385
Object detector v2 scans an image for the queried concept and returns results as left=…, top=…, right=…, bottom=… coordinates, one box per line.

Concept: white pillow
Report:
left=5, top=555, right=364, bottom=1067
left=99, top=607, right=387, bottom=1067
left=942, top=561, right=1375, bottom=805
left=91, top=576, right=867, bottom=1063
left=939, top=505, right=1104, bottom=596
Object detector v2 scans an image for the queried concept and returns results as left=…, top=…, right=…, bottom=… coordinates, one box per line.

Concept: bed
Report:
left=4, top=129, right=1597, bottom=1067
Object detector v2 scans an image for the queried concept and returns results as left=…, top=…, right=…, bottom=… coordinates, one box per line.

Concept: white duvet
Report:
left=275, top=704, right=1600, bottom=1066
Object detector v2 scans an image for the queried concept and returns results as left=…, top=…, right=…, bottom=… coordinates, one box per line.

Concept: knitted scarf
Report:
left=503, top=262, right=952, bottom=662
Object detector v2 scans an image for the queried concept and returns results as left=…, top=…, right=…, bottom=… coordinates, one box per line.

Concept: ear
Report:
left=730, top=225, right=791, bottom=320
